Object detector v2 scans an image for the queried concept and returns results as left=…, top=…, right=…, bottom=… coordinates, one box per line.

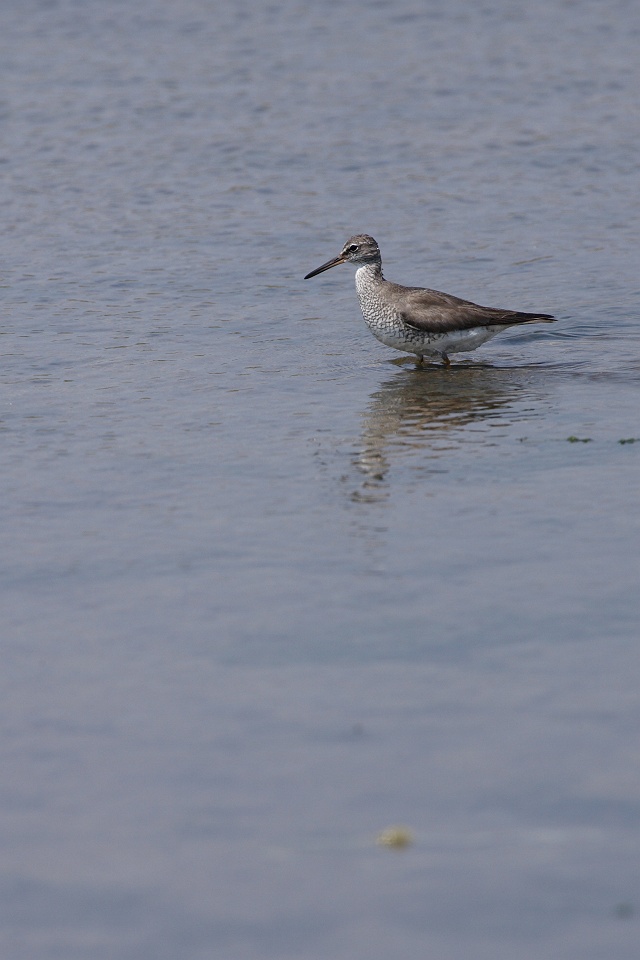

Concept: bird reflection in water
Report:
left=352, top=364, right=531, bottom=501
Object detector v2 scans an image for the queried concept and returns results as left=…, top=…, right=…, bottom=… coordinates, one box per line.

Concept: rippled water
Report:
left=1, top=0, right=639, bottom=957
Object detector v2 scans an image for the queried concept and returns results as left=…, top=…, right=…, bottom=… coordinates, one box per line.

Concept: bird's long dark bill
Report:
left=304, top=255, right=346, bottom=279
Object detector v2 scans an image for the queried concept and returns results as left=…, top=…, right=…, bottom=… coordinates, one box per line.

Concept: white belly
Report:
left=430, top=326, right=502, bottom=355
left=369, top=323, right=501, bottom=357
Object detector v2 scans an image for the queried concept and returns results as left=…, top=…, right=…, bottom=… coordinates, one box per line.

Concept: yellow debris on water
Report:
left=375, top=825, right=414, bottom=849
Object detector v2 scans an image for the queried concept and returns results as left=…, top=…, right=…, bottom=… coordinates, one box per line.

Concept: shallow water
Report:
left=1, top=0, right=640, bottom=957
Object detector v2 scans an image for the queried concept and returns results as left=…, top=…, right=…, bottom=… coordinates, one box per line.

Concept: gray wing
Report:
left=391, top=284, right=555, bottom=333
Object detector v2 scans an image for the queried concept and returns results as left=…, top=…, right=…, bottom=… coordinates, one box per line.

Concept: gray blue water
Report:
left=1, top=0, right=639, bottom=957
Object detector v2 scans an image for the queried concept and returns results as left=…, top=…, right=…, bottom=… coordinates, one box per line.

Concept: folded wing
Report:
left=393, top=284, right=555, bottom=333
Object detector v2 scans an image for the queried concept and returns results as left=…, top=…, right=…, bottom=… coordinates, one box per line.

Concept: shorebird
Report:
left=304, top=234, right=555, bottom=364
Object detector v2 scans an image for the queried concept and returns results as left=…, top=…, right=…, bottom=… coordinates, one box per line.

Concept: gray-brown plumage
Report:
left=304, top=234, right=555, bottom=364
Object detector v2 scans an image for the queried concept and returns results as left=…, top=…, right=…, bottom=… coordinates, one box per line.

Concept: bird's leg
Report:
left=415, top=354, right=424, bottom=367
left=441, top=353, right=451, bottom=367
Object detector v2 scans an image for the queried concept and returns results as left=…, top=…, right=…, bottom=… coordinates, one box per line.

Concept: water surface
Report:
left=1, top=0, right=639, bottom=957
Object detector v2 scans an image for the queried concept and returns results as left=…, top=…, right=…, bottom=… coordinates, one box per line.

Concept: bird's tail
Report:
left=507, top=311, right=556, bottom=325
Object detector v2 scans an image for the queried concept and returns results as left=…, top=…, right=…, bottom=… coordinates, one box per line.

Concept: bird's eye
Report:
left=348, top=244, right=358, bottom=253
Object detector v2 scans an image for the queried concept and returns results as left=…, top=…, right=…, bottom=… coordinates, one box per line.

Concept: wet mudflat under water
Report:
left=1, top=0, right=639, bottom=957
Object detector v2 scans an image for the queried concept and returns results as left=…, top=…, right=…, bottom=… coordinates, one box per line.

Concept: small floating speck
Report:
left=618, top=438, right=638, bottom=445
left=376, top=825, right=414, bottom=849
left=566, top=436, right=592, bottom=443
left=614, top=902, right=634, bottom=920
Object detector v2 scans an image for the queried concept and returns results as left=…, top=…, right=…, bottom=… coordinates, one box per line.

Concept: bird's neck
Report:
left=354, top=261, right=384, bottom=286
